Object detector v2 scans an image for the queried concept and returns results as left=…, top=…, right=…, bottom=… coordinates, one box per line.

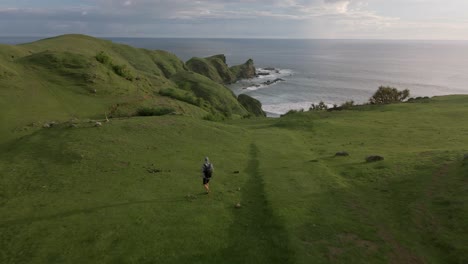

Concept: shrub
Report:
left=203, top=113, right=226, bottom=121
left=341, top=100, right=355, bottom=109
left=281, top=109, right=304, bottom=117
left=95, top=51, right=133, bottom=81
left=159, top=88, right=200, bottom=106
left=407, top=96, right=430, bottom=103
left=310, top=101, right=328, bottom=111
left=136, top=107, right=175, bottom=116
left=369, top=86, right=410, bottom=104
left=112, top=64, right=134, bottom=81
left=95, top=51, right=112, bottom=65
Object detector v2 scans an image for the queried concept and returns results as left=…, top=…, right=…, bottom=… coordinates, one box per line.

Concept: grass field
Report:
left=1, top=94, right=467, bottom=263
left=1, top=35, right=467, bottom=263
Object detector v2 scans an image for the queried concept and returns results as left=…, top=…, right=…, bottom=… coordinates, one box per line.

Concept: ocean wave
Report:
left=256, top=68, right=293, bottom=79
left=237, top=67, right=293, bottom=91
left=245, top=84, right=267, bottom=91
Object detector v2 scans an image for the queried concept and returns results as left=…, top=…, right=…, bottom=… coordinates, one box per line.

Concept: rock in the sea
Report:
left=262, top=78, right=284, bottom=86
left=366, top=155, right=384, bottom=162
left=263, top=67, right=276, bottom=71
left=95, top=121, right=102, bottom=127
left=335, top=151, right=349, bottom=157
left=256, top=72, right=270, bottom=76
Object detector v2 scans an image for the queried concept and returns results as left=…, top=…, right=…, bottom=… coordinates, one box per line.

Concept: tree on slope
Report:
left=369, top=86, right=410, bottom=104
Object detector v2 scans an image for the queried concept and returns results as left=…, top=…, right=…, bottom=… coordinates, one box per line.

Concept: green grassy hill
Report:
left=1, top=36, right=467, bottom=263
left=0, top=34, right=256, bottom=142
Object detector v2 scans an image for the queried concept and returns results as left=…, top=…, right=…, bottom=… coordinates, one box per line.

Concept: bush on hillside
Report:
left=281, top=109, right=304, bottom=117
left=310, top=101, right=328, bottom=111
left=95, top=51, right=134, bottom=81
left=136, top=107, right=175, bottom=116
left=407, top=96, right=430, bottom=103
left=203, top=112, right=226, bottom=122
left=369, top=86, right=410, bottom=105
left=95, top=51, right=112, bottom=65
left=159, top=88, right=201, bottom=106
left=112, top=64, right=134, bottom=81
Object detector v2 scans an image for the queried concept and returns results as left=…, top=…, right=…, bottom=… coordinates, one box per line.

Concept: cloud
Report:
left=0, top=0, right=467, bottom=39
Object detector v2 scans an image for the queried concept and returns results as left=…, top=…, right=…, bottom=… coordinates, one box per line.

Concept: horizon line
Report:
left=1, top=34, right=468, bottom=42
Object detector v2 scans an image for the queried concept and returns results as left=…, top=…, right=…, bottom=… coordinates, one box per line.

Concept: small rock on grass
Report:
left=235, top=203, right=241, bottom=208
left=95, top=122, right=102, bottom=127
left=43, top=121, right=57, bottom=128
left=335, top=151, right=349, bottom=157
left=366, top=155, right=384, bottom=163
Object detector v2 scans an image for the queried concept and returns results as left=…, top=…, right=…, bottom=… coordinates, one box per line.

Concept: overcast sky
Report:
left=1, top=0, right=468, bottom=39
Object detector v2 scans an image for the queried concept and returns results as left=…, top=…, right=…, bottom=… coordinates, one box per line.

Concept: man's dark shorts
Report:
left=203, top=172, right=212, bottom=184
left=203, top=177, right=211, bottom=185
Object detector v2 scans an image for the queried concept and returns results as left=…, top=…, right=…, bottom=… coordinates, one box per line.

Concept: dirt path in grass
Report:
left=215, top=143, right=294, bottom=263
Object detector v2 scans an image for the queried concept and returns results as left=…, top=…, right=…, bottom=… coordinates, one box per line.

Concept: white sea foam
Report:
left=256, top=68, right=293, bottom=80
left=262, top=102, right=313, bottom=115
left=262, top=101, right=335, bottom=115
left=238, top=67, right=293, bottom=91
left=245, top=84, right=267, bottom=91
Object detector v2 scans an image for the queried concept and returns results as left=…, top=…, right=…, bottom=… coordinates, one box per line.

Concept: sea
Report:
left=3, top=37, right=468, bottom=116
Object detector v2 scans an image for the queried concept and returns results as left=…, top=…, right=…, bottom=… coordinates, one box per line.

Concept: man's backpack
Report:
left=203, top=163, right=213, bottom=176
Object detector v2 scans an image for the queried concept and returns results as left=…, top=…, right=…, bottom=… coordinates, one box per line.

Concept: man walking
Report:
left=202, top=157, right=214, bottom=194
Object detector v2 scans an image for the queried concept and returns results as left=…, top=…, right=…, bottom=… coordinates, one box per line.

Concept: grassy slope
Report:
left=0, top=34, right=249, bottom=143
left=186, top=55, right=235, bottom=84
left=1, top=96, right=467, bottom=263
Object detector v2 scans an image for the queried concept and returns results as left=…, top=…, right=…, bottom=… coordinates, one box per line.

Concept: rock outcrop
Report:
left=237, top=94, right=266, bottom=117
left=230, top=59, right=256, bottom=80
left=186, top=55, right=256, bottom=84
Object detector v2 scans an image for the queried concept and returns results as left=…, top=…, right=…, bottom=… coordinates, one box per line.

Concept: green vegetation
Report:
left=0, top=34, right=262, bottom=143
left=186, top=55, right=236, bottom=84
left=340, top=100, right=355, bottom=109
left=95, top=51, right=134, bottom=81
left=136, top=106, right=175, bottom=116
left=170, top=71, right=248, bottom=118
left=1, top=35, right=467, bottom=263
left=230, top=58, right=256, bottom=80
left=310, top=101, right=329, bottom=111
left=237, top=94, right=266, bottom=117
left=369, top=86, right=410, bottom=104
left=159, top=87, right=201, bottom=107
left=186, top=54, right=255, bottom=84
